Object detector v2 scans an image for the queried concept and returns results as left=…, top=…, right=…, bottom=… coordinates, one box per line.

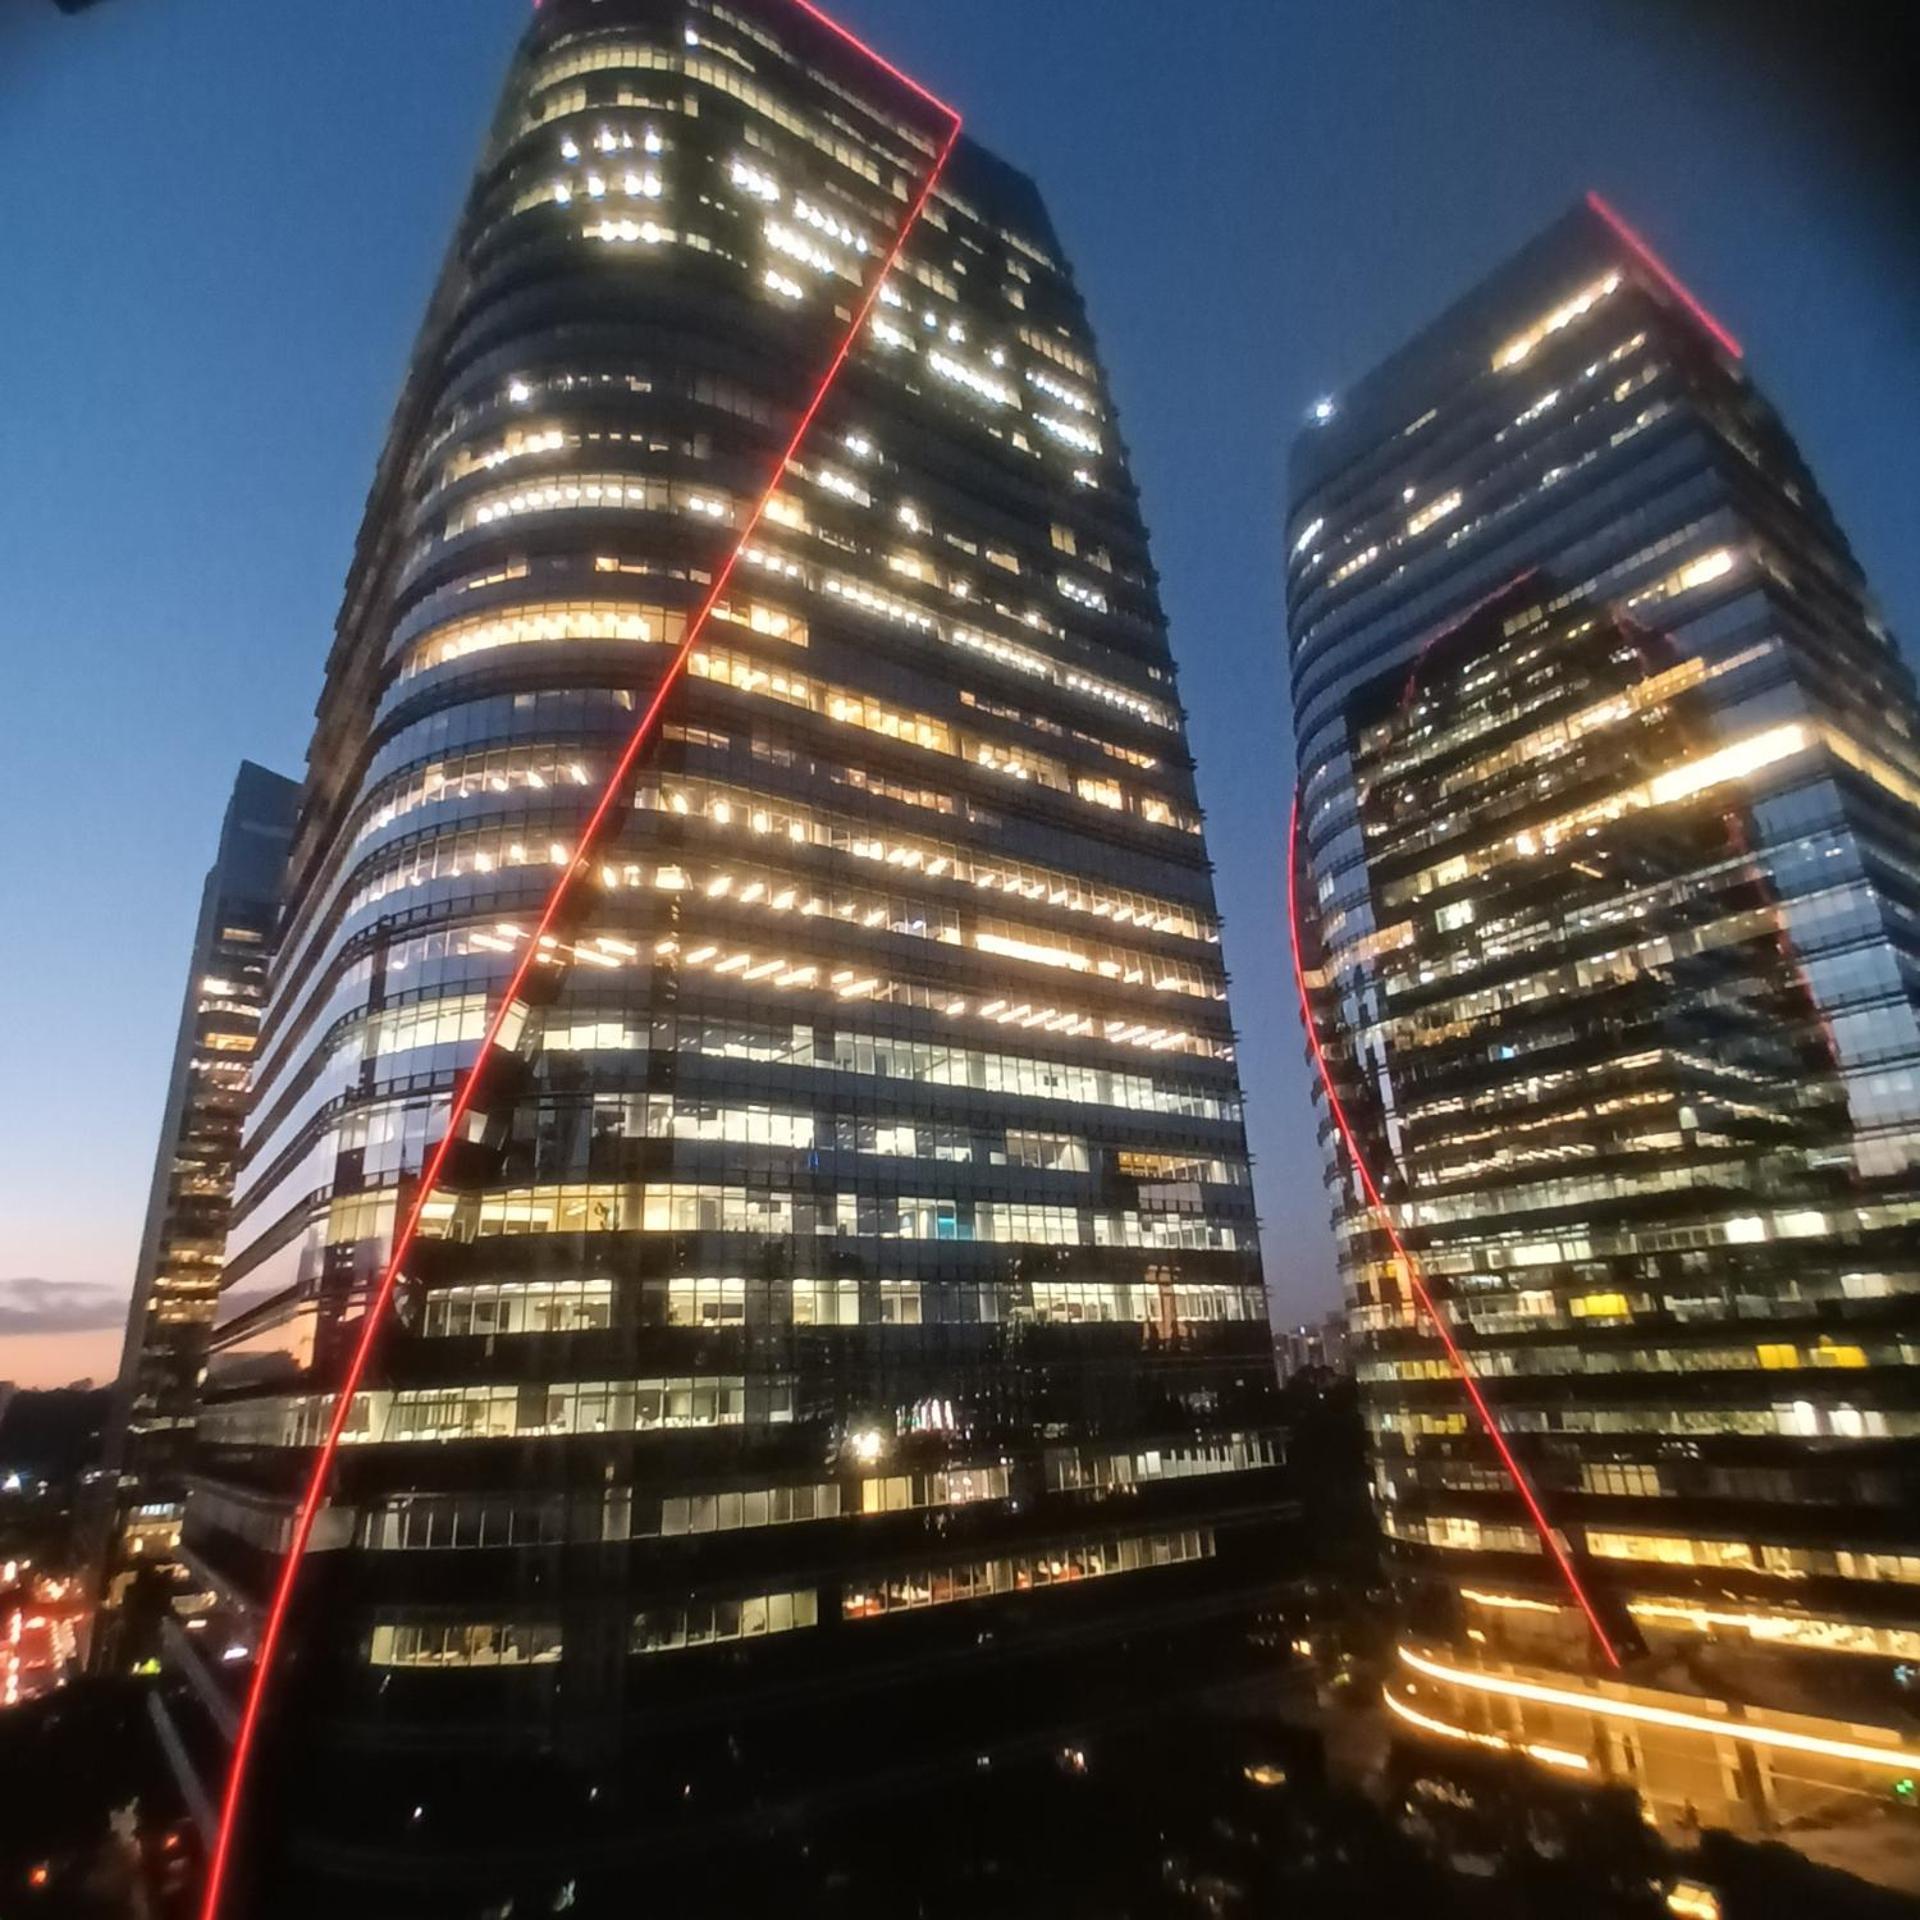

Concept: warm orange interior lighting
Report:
left=1400, top=1645, right=1920, bottom=1772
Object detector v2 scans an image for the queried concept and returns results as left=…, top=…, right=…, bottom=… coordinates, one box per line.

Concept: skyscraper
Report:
left=164, top=3, right=1290, bottom=1911
left=93, top=762, right=296, bottom=1657
left=1286, top=198, right=1920, bottom=1831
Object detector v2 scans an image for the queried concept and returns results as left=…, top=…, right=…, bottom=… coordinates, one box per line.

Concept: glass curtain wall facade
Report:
left=168, top=2, right=1290, bottom=1909
left=1285, top=202, right=1920, bottom=1727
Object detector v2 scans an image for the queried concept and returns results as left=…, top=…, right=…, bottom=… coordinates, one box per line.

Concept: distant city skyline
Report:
left=2, top=0, right=1915, bottom=1389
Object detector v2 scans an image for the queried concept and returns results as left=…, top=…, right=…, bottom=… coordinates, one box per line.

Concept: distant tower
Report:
left=94, top=763, right=295, bottom=1655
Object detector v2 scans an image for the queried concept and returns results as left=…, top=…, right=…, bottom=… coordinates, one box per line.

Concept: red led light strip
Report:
left=198, top=32, right=961, bottom=1920
left=787, top=0, right=960, bottom=121
left=1586, top=191, right=1742, bottom=361
left=1285, top=795, right=1622, bottom=1669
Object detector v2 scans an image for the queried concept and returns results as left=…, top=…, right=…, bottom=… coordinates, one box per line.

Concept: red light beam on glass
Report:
left=1586, top=191, right=1742, bottom=360
left=198, top=26, right=962, bottom=1920
left=787, top=0, right=961, bottom=121
left=1286, top=795, right=1622, bottom=1669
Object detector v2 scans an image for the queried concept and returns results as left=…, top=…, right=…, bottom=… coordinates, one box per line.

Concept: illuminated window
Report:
left=1405, top=490, right=1462, bottom=537
left=1570, top=1292, right=1631, bottom=1320
left=1490, top=271, right=1621, bottom=369
left=369, top=1621, right=561, bottom=1668
left=844, top=1528, right=1212, bottom=1620
left=632, top=1588, right=816, bottom=1653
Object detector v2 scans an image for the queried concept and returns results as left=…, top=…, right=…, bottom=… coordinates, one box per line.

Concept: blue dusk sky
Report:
left=1, top=0, right=1913, bottom=1386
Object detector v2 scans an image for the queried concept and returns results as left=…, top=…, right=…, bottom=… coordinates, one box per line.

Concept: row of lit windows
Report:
left=321, top=918, right=1227, bottom=1073
left=538, top=935, right=1230, bottom=1060
left=369, top=1620, right=562, bottom=1669
left=1023, top=1281, right=1263, bottom=1323
left=1343, top=1209, right=1919, bottom=1304
left=686, top=1008, right=1232, bottom=1112
left=199, top=1376, right=782, bottom=1450
left=420, top=1180, right=1253, bottom=1253
left=664, top=1482, right=838, bottom=1533
left=634, top=1099, right=1095, bottom=1170
left=1044, top=1435, right=1278, bottom=1492
left=709, top=157, right=1109, bottom=463
left=246, top=936, right=1242, bottom=1204
left=819, top=560, right=1167, bottom=728
left=1382, top=1511, right=1540, bottom=1556
left=686, top=48, right=888, bottom=187
left=1370, top=1402, right=1915, bottom=1442
left=1389, top=1192, right=1920, bottom=1274
left=1377, top=878, right=1766, bottom=1047
left=317, top=989, right=1244, bottom=1127
left=443, top=1098, right=1096, bottom=1178
left=1623, top=1599, right=1920, bottom=1663
left=356, top=990, right=490, bottom=1060
left=411, top=491, right=1169, bottom=729
left=511, top=158, right=666, bottom=221
left=255, top=1021, right=1236, bottom=1244
left=1585, top=1463, right=1667, bottom=1499
left=1493, top=271, right=1624, bottom=371
left=416, top=1275, right=1266, bottom=1337
left=447, top=921, right=1226, bottom=1054
left=440, top=421, right=574, bottom=487
left=633, top=1585, right=818, bottom=1654
left=1313, top=351, right=1648, bottom=601
left=350, top=1465, right=1011, bottom=1554
left=398, top=598, right=687, bottom=680
left=1397, top=1155, right=1816, bottom=1237
left=523, top=40, right=884, bottom=189
left=1018, top=326, right=1094, bottom=382
left=354, top=745, right=599, bottom=849
left=1589, top=1531, right=1920, bottom=1588
left=345, top=831, right=1221, bottom=1001
left=843, top=1527, right=1214, bottom=1619
left=696, top=639, right=1186, bottom=821
left=458, top=363, right=775, bottom=451
left=393, top=588, right=793, bottom=684
left=361, top=1493, right=572, bottom=1554
left=420, top=1278, right=612, bottom=1339
left=393, top=606, right=1189, bottom=828
left=853, top=1465, right=1010, bottom=1515
left=1360, top=1338, right=1885, bottom=1386
left=441, top=471, right=736, bottom=541
left=359, top=755, right=1212, bottom=941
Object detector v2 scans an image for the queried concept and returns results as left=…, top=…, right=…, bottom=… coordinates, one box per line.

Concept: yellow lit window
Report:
left=1814, top=1342, right=1867, bottom=1369
left=1570, top=1292, right=1630, bottom=1319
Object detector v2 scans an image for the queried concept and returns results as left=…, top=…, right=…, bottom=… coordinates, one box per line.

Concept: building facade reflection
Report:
left=1286, top=199, right=1920, bottom=1832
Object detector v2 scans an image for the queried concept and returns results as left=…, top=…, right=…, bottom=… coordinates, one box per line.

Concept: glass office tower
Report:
left=1286, top=200, right=1920, bottom=1816
left=93, top=762, right=296, bottom=1658
left=166, top=2, right=1290, bottom=1910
